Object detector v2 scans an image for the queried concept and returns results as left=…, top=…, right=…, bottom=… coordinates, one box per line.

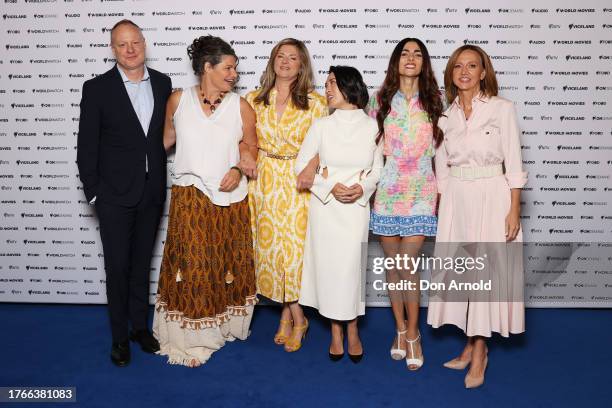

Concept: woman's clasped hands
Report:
left=331, top=183, right=363, bottom=203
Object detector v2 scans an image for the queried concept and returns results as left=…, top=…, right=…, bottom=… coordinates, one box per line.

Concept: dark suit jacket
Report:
left=77, top=65, right=172, bottom=206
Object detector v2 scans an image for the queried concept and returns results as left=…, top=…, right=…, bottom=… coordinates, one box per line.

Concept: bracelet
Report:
left=230, top=166, right=243, bottom=177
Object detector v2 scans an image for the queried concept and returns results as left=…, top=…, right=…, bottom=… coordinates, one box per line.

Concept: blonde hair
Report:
left=444, top=45, right=498, bottom=105
left=253, top=38, right=314, bottom=110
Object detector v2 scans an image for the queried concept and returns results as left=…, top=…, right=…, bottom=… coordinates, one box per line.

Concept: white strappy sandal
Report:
left=405, top=331, right=424, bottom=370
left=390, top=329, right=407, bottom=360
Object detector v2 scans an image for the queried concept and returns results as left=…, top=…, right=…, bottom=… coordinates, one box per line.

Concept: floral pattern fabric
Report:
left=367, top=91, right=437, bottom=236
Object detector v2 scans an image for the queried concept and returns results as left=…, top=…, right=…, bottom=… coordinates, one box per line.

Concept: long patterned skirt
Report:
left=153, top=185, right=257, bottom=366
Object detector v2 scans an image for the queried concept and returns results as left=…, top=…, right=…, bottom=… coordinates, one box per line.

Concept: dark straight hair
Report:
left=328, top=65, right=369, bottom=109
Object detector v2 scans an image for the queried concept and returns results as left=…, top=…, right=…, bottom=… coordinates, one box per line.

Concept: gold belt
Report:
left=260, top=149, right=297, bottom=160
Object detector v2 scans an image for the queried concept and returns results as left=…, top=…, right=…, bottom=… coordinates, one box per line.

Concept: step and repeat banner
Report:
left=0, top=0, right=611, bottom=306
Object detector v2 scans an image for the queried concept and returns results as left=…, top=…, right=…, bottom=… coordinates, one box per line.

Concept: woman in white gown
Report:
left=296, top=66, right=383, bottom=363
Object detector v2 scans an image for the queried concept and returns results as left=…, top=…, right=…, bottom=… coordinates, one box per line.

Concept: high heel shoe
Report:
left=348, top=352, right=363, bottom=364
left=273, top=319, right=293, bottom=345
left=443, top=357, right=471, bottom=370
left=329, top=351, right=344, bottom=361
left=329, top=326, right=344, bottom=361
left=284, top=318, right=308, bottom=352
left=347, top=338, right=363, bottom=364
left=390, top=329, right=407, bottom=360
left=465, top=355, right=488, bottom=389
left=405, top=331, right=424, bottom=371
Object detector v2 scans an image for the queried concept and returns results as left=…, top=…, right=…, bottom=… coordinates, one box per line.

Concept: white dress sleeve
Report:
left=295, top=121, right=336, bottom=203
left=356, top=142, right=384, bottom=207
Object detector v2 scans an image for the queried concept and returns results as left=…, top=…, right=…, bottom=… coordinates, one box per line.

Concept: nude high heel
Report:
left=443, top=357, right=471, bottom=370
left=465, top=355, right=488, bottom=389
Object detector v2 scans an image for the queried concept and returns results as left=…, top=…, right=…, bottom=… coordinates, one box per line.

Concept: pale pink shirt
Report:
left=435, top=95, right=528, bottom=193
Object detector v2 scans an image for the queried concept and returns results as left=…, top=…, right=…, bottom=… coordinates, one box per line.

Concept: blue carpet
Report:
left=0, top=304, right=609, bottom=407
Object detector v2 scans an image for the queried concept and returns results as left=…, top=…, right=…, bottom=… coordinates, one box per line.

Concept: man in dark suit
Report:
left=77, top=20, right=172, bottom=367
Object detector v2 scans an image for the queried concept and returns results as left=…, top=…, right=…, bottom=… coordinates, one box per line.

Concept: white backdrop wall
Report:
left=0, top=0, right=611, bottom=306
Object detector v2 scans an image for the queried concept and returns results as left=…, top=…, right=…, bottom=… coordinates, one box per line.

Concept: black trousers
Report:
left=95, top=177, right=163, bottom=343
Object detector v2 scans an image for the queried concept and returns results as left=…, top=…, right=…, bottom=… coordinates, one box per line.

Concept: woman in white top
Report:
left=296, top=66, right=383, bottom=363
left=152, top=36, right=258, bottom=367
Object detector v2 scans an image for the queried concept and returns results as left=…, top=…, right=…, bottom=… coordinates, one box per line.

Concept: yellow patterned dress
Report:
left=246, top=89, right=327, bottom=303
